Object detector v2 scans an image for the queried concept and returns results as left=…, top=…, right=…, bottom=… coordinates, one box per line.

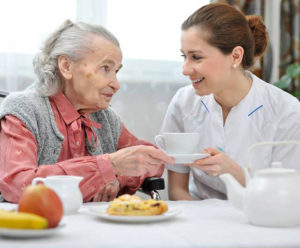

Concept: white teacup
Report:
left=32, top=175, right=83, bottom=215
left=154, top=132, right=200, bottom=154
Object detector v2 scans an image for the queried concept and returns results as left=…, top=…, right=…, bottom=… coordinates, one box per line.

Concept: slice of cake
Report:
left=106, top=194, right=168, bottom=216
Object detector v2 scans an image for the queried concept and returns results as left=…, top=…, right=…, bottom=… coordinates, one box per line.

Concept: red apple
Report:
left=18, top=184, right=63, bottom=228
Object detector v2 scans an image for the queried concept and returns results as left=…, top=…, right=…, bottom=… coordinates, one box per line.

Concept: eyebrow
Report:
left=103, top=59, right=115, bottom=66
left=180, top=49, right=203, bottom=54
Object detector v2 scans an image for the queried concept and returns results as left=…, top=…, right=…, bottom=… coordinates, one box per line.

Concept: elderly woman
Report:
left=0, top=20, right=173, bottom=203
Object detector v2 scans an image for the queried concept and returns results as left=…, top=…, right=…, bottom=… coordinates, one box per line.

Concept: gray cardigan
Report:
left=0, top=88, right=122, bottom=165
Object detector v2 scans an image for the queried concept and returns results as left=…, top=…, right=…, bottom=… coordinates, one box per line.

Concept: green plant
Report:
left=274, top=64, right=300, bottom=96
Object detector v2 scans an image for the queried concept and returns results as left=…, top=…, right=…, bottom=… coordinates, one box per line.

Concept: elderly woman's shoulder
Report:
left=0, top=87, right=46, bottom=113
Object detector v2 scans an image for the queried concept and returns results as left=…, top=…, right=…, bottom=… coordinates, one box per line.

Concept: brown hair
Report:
left=182, top=3, right=268, bottom=69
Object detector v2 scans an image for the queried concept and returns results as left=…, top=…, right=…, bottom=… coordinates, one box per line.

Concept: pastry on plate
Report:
left=106, top=194, right=168, bottom=216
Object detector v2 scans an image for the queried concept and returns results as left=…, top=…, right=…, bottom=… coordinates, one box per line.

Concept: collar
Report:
left=51, top=91, right=81, bottom=125
left=51, top=92, right=102, bottom=147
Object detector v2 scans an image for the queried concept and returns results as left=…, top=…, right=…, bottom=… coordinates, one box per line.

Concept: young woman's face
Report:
left=62, top=35, right=122, bottom=113
left=181, top=27, right=233, bottom=97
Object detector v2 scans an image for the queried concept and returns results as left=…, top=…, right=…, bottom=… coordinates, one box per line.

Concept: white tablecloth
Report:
left=0, top=199, right=300, bottom=248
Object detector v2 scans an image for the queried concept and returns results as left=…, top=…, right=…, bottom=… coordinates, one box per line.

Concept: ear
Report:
left=58, top=55, right=73, bottom=80
left=231, top=46, right=244, bottom=68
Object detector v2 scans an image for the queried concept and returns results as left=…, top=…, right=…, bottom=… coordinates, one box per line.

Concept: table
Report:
left=1, top=199, right=300, bottom=248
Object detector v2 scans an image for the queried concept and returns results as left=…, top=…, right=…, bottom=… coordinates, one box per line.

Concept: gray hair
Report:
left=33, top=20, right=120, bottom=96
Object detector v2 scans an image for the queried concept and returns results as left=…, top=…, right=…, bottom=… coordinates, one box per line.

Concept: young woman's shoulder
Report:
left=253, top=74, right=300, bottom=120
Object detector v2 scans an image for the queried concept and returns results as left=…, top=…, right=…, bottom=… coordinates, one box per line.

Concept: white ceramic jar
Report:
left=32, top=175, right=83, bottom=215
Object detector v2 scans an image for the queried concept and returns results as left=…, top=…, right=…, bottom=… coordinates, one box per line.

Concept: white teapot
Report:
left=32, top=175, right=83, bottom=215
left=219, top=141, right=300, bottom=227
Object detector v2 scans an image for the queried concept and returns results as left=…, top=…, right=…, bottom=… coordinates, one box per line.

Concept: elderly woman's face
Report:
left=61, top=35, right=122, bottom=113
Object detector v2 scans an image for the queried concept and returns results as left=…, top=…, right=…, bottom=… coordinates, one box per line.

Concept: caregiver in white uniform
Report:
left=160, top=3, right=300, bottom=200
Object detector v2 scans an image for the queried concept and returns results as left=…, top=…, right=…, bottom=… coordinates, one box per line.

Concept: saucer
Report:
left=169, top=153, right=210, bottom=164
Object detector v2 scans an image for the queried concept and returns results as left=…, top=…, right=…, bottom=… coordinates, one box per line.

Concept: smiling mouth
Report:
left=102, top=93, right=113, bottom=98
left=192, top=77, right=205, bottom=86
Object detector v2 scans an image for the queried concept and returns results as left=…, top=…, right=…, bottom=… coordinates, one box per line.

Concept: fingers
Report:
left=145, top=155, right=164, bottom=165
left=194, top=155, right=220, bottom=166
left=110, top=145, right=173, bottom=177
left=93, top=192, right=102, bottom=202
left=143, top=146, right=174, bottom=164
left=185, top=149, right=223, bottom=176
left=93, top=181, right=120, bottom=202
left=203, top=147, right=221, bottom=156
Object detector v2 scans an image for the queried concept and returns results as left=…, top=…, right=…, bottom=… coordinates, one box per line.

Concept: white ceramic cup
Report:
left=154, top=132, right=200, bottom=154
left=32, top=175, right=83, bottom=215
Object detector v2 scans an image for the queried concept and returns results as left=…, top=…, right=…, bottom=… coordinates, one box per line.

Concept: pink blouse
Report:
left=0, top=92, right=163, bottom=203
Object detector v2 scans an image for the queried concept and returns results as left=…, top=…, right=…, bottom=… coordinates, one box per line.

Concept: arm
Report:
left=71, top=124, right=173, bottom=202
left=115, top=124, right=165, bottom=195
left=185, top=147, right=246, bottom=186
left=0, top=115, right=117, bottom=203
left=168, top=171, right=195, bottom=200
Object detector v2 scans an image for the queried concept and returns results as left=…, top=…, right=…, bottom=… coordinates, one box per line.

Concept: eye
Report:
left=181, top=54, right=186, bottom=60
left=192, top=55, right=202, bottom=60
left=102, top=65, right=111, bottom=73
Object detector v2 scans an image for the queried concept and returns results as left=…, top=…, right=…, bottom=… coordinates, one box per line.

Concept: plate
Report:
left=88, top=205, right=181, bottom=223
left=0, top=223, right=65, bottom=238
left=169, top=153, right=210, bottom=164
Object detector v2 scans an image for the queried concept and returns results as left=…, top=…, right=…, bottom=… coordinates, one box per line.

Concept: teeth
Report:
left=192, top=77, right=204, bottom=83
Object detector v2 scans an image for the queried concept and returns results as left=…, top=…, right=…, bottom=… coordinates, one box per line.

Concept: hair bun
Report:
left=247, top=15, right=268, bottom=58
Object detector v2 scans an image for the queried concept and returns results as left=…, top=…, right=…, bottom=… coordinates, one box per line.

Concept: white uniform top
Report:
left=161, top=72, right=300, bottom=200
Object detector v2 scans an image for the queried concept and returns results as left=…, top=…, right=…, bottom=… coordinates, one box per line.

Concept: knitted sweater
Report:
left=0, top=88, right=122, bottom=165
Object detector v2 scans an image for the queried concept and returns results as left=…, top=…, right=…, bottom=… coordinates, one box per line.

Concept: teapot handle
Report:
left=247, top=140, right=300, bottom=173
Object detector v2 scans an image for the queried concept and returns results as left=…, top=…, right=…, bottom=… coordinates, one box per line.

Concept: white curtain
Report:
left=0, top=0, right=77, bottom=92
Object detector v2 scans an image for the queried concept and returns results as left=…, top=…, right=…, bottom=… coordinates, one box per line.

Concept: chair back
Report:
left=0, top=90, right=9, bottom=98
left=0, top=90, right=9, bottom=105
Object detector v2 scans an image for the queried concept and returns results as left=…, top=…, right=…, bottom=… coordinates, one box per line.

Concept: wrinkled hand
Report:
left=109, top=145, right=174, bottom=177
left=185, top=147, right=240, bottom=176
left=93, top=180, right=120, bottom=202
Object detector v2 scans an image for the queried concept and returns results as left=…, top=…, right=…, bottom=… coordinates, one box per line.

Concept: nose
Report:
left=182, top=59, right=194, bottom=76
left=109, top=76, right=120, bottom=91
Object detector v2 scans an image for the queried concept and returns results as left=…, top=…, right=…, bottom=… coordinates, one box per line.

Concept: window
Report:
left=0, top=0, right=209, bottom=90
left=107, top=0, right=209, bottom=61
left=0, top=0, right=210, bottom=148
left=0, top=0, right=76, bottom=54
left=0, top=0, right=76, bottom=91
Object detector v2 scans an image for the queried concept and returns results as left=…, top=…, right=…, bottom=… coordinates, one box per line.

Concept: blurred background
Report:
left=0, top=0, right=299, bottom=199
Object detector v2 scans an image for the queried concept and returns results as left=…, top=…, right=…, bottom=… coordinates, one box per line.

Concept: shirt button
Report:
left=76, top=141, right=80, bottom=146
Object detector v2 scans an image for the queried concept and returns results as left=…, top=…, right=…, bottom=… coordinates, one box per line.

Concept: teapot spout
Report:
left=219, top=173, right=245, bottom=210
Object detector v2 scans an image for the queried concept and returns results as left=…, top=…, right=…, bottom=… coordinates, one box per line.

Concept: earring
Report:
left=233, top=64, right=237, bottom=68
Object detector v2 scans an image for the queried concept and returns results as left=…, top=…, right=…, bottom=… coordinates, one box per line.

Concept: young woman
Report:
left=160, top=3, right=300, bottom=200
